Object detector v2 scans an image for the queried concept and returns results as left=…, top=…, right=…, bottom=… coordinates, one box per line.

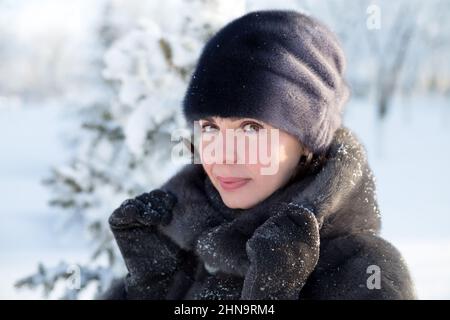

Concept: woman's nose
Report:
left=222, top=129, right=238, bottom=164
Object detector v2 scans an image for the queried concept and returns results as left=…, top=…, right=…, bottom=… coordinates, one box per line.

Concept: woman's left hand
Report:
left=241, top=203, right=320, bottom=300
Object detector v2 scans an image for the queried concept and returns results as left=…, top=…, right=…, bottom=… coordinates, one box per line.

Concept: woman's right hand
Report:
left=108, top=189, right=181, bottom=299
left=109, top=189, right=177, bottom=229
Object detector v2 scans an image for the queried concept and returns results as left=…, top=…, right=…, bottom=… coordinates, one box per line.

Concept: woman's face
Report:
left=198, top=116, right=304, bottom=209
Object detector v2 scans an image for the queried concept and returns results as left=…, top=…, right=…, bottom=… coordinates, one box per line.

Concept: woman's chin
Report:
left=221, top=194, right=258, bottom=210
left=223, top=201, right=251, bottom=210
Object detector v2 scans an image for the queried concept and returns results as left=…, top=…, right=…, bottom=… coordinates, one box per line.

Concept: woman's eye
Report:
left=242, top=122, right=262, bottom=133
left=201, top=124, right=219, bottom=133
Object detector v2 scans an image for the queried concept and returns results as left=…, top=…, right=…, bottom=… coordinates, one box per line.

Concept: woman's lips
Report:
left=216, top=176, right=251, bottom=191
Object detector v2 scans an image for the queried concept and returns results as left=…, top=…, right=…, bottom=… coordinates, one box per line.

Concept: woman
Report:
left=103, top=10, right=416, bottom=300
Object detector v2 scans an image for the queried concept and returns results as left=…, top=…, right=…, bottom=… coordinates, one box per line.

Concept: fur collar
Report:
left=158, top=127, right=381, bottom=277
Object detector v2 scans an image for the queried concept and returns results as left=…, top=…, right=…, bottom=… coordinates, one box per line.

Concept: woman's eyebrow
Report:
left=201, top=116, right=262, bottom=124
left=235, top=118, right=264, bottom=125
left=228, top=117, right=261, bottom=123
left=202, top=116, right=216, bottom=123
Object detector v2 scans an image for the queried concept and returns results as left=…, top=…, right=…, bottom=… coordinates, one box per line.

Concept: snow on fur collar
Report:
left=158, top=127, right=381, bottom=277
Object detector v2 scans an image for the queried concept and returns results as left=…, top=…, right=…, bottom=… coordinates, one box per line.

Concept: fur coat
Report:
left=102, top=127, right=416, bottom=300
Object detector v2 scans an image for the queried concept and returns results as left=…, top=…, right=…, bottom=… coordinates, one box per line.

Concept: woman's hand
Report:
left=109, top=189, right=181, bottom=299
left=109, top=189, right=176, bottom=229
left=241, top=203, right=320, bottom=300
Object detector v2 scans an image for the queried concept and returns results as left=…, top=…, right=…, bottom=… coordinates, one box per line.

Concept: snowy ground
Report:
left=1, top=94, right=449, bottom=299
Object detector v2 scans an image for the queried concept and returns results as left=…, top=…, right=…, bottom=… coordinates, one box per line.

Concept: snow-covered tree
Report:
left=15, top=0, right=245, bottom=299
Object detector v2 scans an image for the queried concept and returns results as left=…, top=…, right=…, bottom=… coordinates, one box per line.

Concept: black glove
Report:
left=241, top=203, right=320, bottom=300
left=109, top=189, right=181, bottom=299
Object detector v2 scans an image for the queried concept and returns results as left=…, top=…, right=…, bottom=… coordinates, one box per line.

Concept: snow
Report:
left=344, top=94, right=450, bottom=299
left=0, top=103, right=92, bottom=299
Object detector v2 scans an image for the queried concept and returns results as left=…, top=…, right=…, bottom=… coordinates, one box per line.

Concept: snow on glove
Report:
left=109, top=189, right=182, bottom=299
left=109, top=189, right=176, bottom=228
left=241, top=203, right=320, bottom=300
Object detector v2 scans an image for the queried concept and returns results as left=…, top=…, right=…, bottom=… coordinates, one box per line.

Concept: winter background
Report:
left=1, top=0, right=449, bottom=299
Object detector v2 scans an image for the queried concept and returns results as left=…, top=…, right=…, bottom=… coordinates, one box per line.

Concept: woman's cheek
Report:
left=202, top=163, right=213, bottom=178
left=246, top=164, right=274, bottom=187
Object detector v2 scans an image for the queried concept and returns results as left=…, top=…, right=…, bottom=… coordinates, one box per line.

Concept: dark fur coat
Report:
left=102, top=127, right=416, bottom=300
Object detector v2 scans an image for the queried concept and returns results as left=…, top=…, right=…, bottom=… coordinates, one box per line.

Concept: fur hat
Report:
left=182, top=10, right=350, bottom=154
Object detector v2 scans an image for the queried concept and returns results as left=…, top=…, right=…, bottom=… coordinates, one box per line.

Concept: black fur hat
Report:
left=182, top=10, right=350, bottom=154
